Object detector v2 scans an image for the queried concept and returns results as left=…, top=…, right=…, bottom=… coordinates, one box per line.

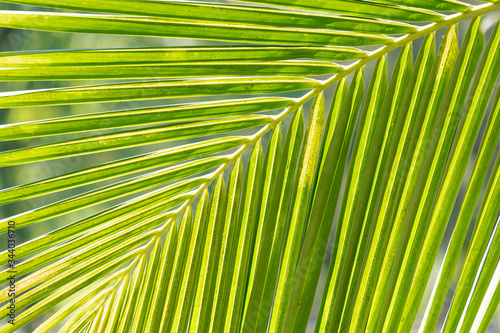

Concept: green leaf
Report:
left=367, top=15, right=482, bottom=332
left=0, top=11, right=392, bottom=47
left=422, top=18, right=495, bottom=332
left=130, top=237, right=163, bottom=331
left=116, top=257, right=147, bottom=333
left=88, top=301, right=107, bottom=333
left=269, top=92, right=325, bottom=332
left=355, top=32, right=437, bottom=332
left=1, top=158, right=225, bottom=235
left=382, top=24, right=461, bottom=333
left=241, top=125, right=283, bottom=332
left=144, top=223, right=178, bottom=332
left=0, top=116, right=269, bottom=167
left=0, top=77, right=320, bottom=108
left=460, top=207, right=500, bottom=332
left=336, top=55, right=390, bottom=333
left=0, top=46, right=366, bottom=66
left=0, top=175, right=203, bottom=233
left=0, top=98, right=293, bottom=139
left=373, top=0, right=470, bottom=12
left=249, top=107, right=304, bottom=331
left=348, top=43, right=412, bottom=331
left=315, top=69, right=365, bottom=333
left=344, top=43, right=412, bottom=332
left=224, top=143, right=263, bottom=332
left=58, top=289, right=109, bottom=333
left=157, top=209, right=192, bottom=332
left=91, top=288, right=117, bottom=332
left=0, top=61, right=342, bottom=81
left=0, top=0, right=416, bottom=34
left=2, top=0, right=500, bottom=332
left=0, top=229, right=157, bottom=312
left=414, top=21, right=500, bottom=333
left=189, top=175, right=226, bottom=332
left=170, top=191, right=210, bottom=333
left=33, top=270, right=125, bottom=333
left=234, top=0, right=443, bottom=21
left=284, top=78, right=348, bottom=332
left=209, top=159, right=244, bottom=331
left=0, top=136, right=247, bottom=205
left=105, top=275, right=131, bottom=333
left=0, top=247, right=142, bottom=332
left=443, top=104, right=500, bottom=333
left=476, top=266, right=500, bottom=333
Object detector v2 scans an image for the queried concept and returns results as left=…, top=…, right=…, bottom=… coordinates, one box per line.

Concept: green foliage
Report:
left=0, top=0, right=499, bottom=332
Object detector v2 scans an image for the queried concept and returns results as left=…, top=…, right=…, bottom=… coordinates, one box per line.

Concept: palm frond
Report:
left=1, top=0, right=500, bottom=332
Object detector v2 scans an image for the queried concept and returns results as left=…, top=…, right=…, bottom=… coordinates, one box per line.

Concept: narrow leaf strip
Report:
left=189, top=175, right=226, bottom=333
left=423, top=21, right=496, bottom=332
left=269, top=93, right=325, bottom=332
left=130, top=238, right=163, bottom=332
left=104, top=274, right=130, bottom=332
left=0, top=173, right=201, bottom=237
left=350, top=44, right=412, bottom=332
left=0, top=98, right=292, bottom=140
left=252, top=107, right=304, bottom=331
left=460, top=208, right=500, bottom=332
left=337, top=55, right=389, bottom=333
left=0, top=116, right=270, bottom=167
left=58, top=287, right=111, bottom=333
left=33, top=271, right=125, bottom=333
left=390, top=17, right=484, bottom=330
left=242, top=126, right=283, bottom=332
left=156, top=209, right=192, bottom=332
left=0, top=61, right=342, bottom=81
left=0, top=229, right=157, bottom=318
left=0, top=76, right=320, bottom=108
left=373, top=0, right=469, bottom=12
left=116, top=256, right=146, bottom=333
left=0, top=247, right=142, bottom=332
left=224, top=143, right=263, bottom=332
left=238, top=0, right=442, bottom=22
left=93, top=291, right=115, bottom=333
left=315, top=69, right=365, bottom=333
left=0, top=0, right=416, bottom=35
left=355, top=32, right=437, bottom=332
left=88, top=303, right=105, bottom=333
left=144, top=223, right=178, bottom=332
left=383, top=25, right=460, bottom=333
left=284, top=77, right=348, bottom=332
left=325, top=56, right=388, bottom=333
left=0, top=46, right=366, bottom=66
left=407, top=22, right=500, bottom=333
left=209, top=160, right=244, bottom=332
left=170, top=191, right=210, bottom=333
left=444, top=153, right=500, bottom=332
left=1, top=157, right=225, bottom=231
left=476, top=261, right=500, bottom=333
left=0, top=137, right=247, bottom=206
left=0, top=190, right=187, bottom=282
left=0, top=11, right=391, bottom=47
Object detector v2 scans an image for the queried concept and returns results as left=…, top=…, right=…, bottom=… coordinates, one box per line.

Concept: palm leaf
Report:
left=0, top=0, right=499, bottom=332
